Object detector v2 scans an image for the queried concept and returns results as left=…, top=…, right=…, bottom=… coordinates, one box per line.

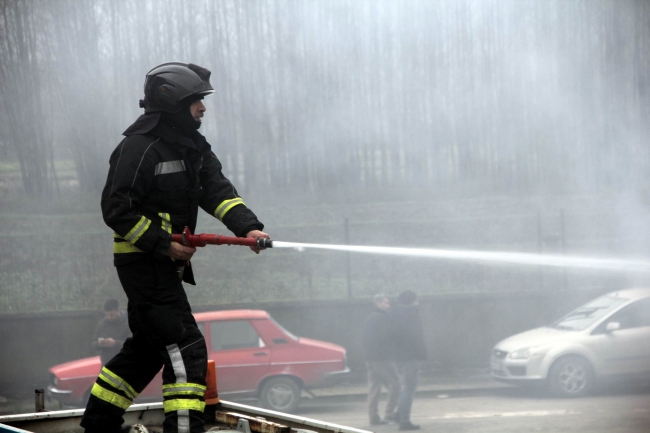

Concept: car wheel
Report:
left=260, top=377, right=301, bottom=413
left=547, top=355, right=594, bottom=397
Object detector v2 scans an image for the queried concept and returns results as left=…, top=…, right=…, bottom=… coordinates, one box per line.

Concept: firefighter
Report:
left=81, top=62, right=269, bottom=433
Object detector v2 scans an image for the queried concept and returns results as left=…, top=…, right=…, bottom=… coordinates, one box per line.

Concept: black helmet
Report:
left=139, top=62, right=215, bottom=113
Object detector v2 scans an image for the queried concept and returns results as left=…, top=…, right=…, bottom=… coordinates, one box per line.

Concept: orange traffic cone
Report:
left=205, top=359, right=219, bottom=405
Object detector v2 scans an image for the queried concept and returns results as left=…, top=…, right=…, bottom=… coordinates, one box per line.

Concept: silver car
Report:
left=491, top=288, right=650, bottom=397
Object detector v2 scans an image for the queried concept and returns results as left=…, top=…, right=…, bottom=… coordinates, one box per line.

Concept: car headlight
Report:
left=508, top=347, right=538, bottom=360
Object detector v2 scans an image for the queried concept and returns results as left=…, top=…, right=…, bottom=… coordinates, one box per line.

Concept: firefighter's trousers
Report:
left=81, top=257, right=208, bottom=433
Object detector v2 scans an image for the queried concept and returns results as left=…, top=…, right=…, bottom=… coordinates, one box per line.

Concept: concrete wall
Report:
left=0, top=288, right=610, bottom=393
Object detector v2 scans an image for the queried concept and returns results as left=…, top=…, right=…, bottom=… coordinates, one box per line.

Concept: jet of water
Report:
left=272, top=241, right=650, bottom=273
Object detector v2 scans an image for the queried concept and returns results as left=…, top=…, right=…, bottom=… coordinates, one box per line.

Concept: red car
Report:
left=47, top=310, right=349, bottom=412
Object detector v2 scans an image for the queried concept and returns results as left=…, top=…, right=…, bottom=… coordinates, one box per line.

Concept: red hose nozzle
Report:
left=171, top=227, right=273, bottom=249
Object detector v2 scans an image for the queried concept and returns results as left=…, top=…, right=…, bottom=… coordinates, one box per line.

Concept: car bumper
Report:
left=490, top=354, right=547, bottom=385
left=319, top=367, right=351, bottom=387
left=47, top=385, right=75, bottom=403
left=324, top=366, right=351, bottom=378
left=491, top=375, right=546, bottom=387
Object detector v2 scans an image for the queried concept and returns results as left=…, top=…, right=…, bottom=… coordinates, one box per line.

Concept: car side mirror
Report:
left=605, top=321, right=621, bottom=333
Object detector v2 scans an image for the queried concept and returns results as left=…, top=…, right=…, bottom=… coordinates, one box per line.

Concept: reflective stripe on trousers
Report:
left=163, top=342, right=207, bottom=433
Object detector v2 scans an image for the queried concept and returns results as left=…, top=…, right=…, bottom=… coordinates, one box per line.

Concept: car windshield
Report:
left=550, top=295, right=629, bottom=331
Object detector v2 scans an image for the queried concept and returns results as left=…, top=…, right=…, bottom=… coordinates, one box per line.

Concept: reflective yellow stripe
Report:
left=124, top=216, right=152, bottom=243
left=162, top=382, right=207, bottom=397
left=214, top=198, right=244, bottom=221
left=162, top=383, right=207, bottom=392
left=98, top=367, right=138, bottom=399
left=90, top=383, right=132, bottom=410
left=163, top=390, right=205, bottom=397
left=114, top=242, right=143, bottom=254
left=163, top=399, right=205, bottom=413
left=159, top=213, right=172, bottom=234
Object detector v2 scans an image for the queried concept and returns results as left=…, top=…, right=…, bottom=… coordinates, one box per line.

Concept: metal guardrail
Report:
left=0, top=401, right=371, bottom=433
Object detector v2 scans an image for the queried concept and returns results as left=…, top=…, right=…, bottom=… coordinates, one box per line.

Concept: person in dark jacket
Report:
left=92, top=299, right=131, bottom=366
left=392, top=291, right=427, bottom=431
left=81, top=62, right=269, bottom=433
left=363, top=294, right=400, bottom=426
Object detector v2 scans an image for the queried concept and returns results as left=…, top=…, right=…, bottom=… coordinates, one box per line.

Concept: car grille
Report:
left=493, top=349, right=508, bottom=359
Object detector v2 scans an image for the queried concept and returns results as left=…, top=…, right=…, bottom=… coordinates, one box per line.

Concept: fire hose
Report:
left=171, top=227, right=273, bottom=249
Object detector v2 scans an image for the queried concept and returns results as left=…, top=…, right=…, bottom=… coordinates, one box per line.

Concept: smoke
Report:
left=1, top=2, right=650, bottom=423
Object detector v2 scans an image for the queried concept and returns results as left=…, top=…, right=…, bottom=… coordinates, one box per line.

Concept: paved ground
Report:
left=299, top=381, right=650, bottom=433
left=312, top=368, right=507, bottom=398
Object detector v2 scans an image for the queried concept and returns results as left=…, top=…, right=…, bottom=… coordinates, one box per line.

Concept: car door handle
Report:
left=253, top=352, right=268, bottom=356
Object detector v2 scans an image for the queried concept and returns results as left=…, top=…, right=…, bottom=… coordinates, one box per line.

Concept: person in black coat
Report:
left=363, top=294, right=400, bottom=425
left=391, top=291, right=427, bottom=431
left=92, top=299, right=131, bottom=366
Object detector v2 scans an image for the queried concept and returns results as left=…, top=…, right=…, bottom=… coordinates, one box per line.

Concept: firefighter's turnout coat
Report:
left=83, top=113, right=264, bottom=433
left=101, top=113, right=264, bottom=283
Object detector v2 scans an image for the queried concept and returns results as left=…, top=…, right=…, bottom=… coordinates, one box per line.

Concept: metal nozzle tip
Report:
left=257, top=238, right=273, bottom=249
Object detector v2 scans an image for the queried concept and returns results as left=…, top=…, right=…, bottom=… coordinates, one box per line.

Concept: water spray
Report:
left=172, top=228, right=650, bottom=273
left=272, top=241, right=650, bottom=273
